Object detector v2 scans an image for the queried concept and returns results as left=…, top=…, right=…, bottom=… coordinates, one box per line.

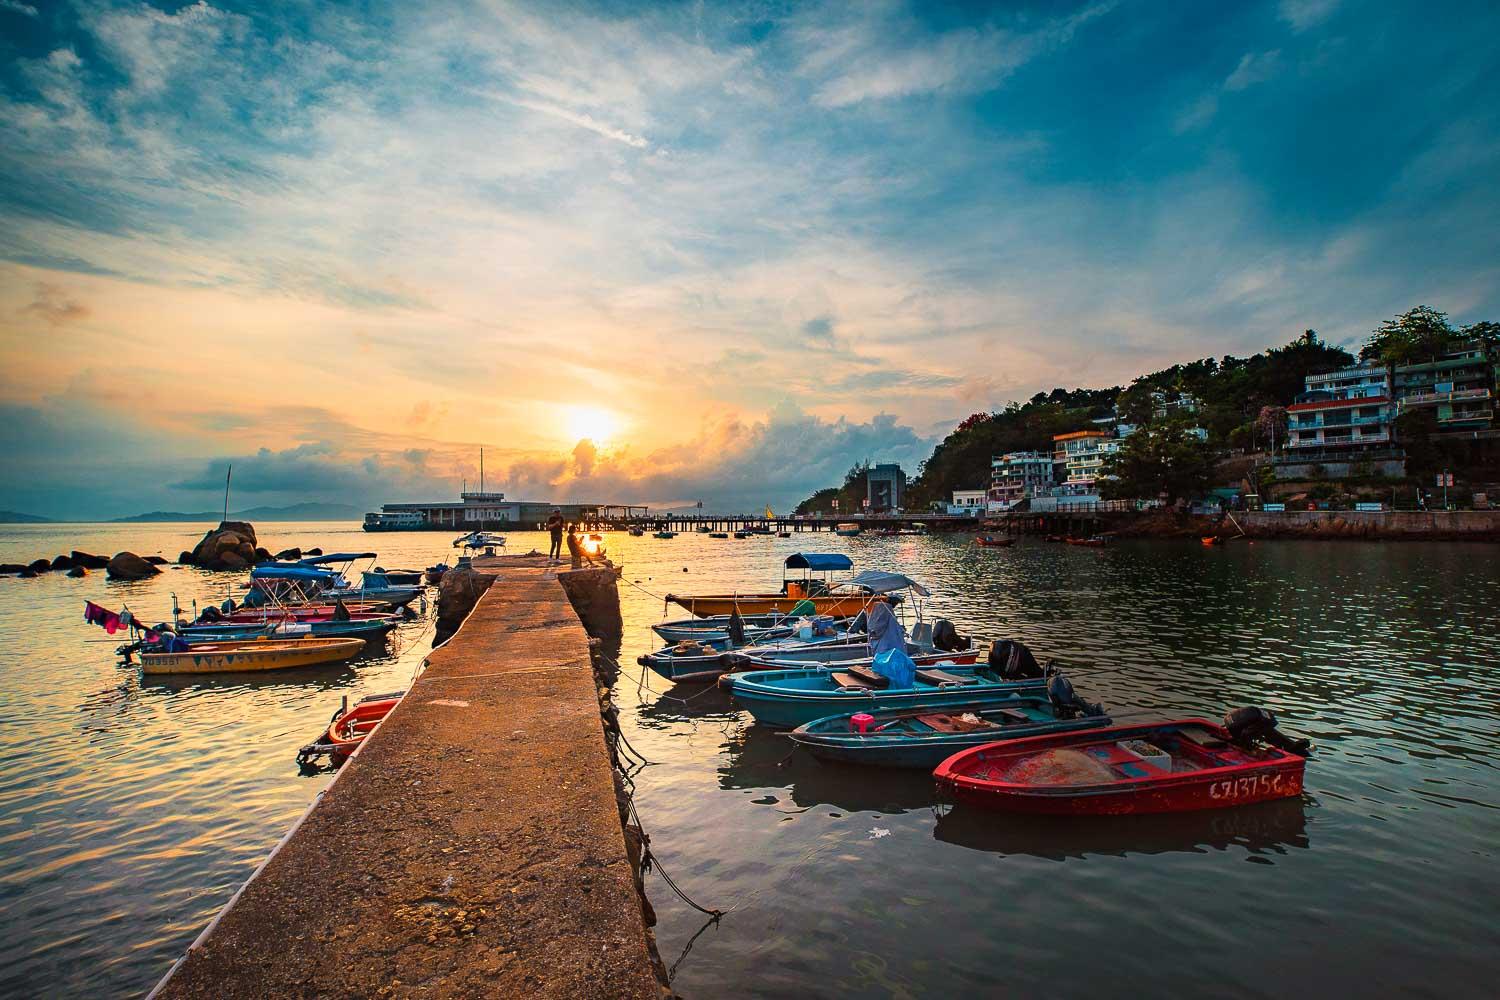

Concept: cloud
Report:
left=798, top=2, right=1117, bottom=108
left=18, top=282, right=90, bottom=325
left=487, top=93, right=650, bottom=149
left=1224, top=50, right=1282, bottom=92
left=1, top=0, right=38, bottom=17
left=1279, top=0, right=1340, bottom=32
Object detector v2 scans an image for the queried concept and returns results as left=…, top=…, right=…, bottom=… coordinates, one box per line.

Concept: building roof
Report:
left=1052, top=430, right=1109, bottom=442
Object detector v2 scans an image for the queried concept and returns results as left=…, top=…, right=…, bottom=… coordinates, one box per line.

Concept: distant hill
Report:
left=112, top=502, right=364, bottom=523
left=0, top=510, right=52, bottom=523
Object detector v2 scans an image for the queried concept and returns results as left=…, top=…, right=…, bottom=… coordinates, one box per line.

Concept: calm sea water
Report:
left=1, top=524, right=1497, bottom=997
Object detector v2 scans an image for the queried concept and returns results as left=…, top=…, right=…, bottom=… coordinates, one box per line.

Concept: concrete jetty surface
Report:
left=153, top=556, right=667, bottom=999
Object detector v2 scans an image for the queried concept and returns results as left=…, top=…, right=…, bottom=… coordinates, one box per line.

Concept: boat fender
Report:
left=1224, top=707, right=1312, bottom=756
left=989, top=639, right=1043, bottom=680
left=932, top=619, right=968, bottom=652
left=719, top=651, right=750, bottom=671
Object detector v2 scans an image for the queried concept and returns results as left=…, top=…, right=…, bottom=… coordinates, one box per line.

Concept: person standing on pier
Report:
left=546, top=509, right=565, bottom=562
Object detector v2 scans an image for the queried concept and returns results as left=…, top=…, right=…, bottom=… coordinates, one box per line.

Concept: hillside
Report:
left=0, top=510, right=52, bottom=523
left=111, top=502, right=364, bottom=523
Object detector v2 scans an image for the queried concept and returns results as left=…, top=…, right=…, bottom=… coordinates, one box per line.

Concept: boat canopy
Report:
left=250, top=563, right=339, bottom=581
left=849, top=570, right=930, bottom=596
left=298, top=552, right=378, bottom=565
left=784, top=553, right=853, bottom=572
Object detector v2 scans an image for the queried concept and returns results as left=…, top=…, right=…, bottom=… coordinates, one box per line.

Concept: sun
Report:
left=565, top=405, right=622, bottom=445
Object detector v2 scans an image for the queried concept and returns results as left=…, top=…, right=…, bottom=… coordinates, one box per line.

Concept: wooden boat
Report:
left=732, top=531, right=749, bottom=539
left=139, top=637, right=365, bottom=675
left=654, top=530, right=677, bottom=539
left=975, top=535, right=1013, bottom=548
left=788, top=696, right=1111, bottom=768
left=1201, top=535, right=1223, bottom=546
left=709, top=532, right=729, bottom=539
left=723, top=639, right=976, bottom=672
left=665, top=553, right=905, bottom=619
left=933, top=718, right=1307, bottom=815
left=834, top=522, right=861, bottom=537
left=652, top=613, right=820, bottom=645
left=719, top=662, right=1046, bottom=728
left=1065, top=536, right=1108, bottom=547
left=424, top=564, right=448, bottom=585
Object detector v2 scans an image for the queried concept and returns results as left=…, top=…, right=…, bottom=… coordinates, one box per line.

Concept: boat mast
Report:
left=223, top=464, right=232, bottom=524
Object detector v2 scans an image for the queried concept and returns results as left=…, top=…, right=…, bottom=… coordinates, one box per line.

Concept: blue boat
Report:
left=651, top=612, right=832, bottom=646
left=639, top=623, right=865, bottom=684
left=719, top=663, right=1051, bottom=728
left=787, top=695, right=1111, bottom=768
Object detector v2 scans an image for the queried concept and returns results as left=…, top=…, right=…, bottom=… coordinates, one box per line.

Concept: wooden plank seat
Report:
left=916, top=712, right=1000, bottom=733
left=846, top=665, right=890, bottom=688
left=831, top=672, right=880, bottom=690
left=916, top=668, right=978, bottom=687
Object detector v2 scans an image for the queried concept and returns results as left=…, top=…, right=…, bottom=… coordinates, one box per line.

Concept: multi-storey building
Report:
left=1287, top=363, right=1393, bottom=452
left=1052, top=430, right=1122, bottom=489
left=948, top=489, right=988, bottom=515
left=865, top=463, right=907, bottom=512
left=1393, top=341, right=1496, bottom=430
left=988, top=451, right=1055, bottom=510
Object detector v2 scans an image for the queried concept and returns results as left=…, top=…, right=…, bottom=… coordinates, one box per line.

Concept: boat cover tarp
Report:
left=250, top=564, right=339, bottom=580
left=787, top=599, right=817, bottom=617
left=298, top=552, right=377, bottom=565
left=872, top=648, right=917, bottom=688
left=849, top=570, right=930, bottom=596
left=784, top=553, right=854, bottom=571
left=867, top=601, right=906, bottom=656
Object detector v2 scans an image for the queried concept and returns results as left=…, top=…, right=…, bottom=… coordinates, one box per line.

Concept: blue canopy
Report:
left=783, top=553, right=853, bottom=572
left=298, top=552, right=377, bottom=565
left=250, top=563, right=339, bottom=581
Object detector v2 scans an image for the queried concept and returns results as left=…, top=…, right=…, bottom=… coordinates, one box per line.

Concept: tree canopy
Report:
left=1100, top=420, right=1215, bottom=505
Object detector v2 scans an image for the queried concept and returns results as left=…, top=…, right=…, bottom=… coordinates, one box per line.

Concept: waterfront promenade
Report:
left=151, top=556, right=665, bottom=999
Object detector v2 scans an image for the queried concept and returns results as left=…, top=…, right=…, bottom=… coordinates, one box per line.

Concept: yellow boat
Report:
left=139, top=637, right=366, bottom=675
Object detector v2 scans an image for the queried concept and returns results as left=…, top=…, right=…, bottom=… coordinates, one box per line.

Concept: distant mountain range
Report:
left=0, top=510, right=52, bottom=523
left=111, top=502, right=364, bottom=523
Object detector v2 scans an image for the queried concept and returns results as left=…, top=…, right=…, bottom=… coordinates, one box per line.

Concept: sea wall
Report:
left=1236, top=509, right=1500, bottom=540
left=151, top=556, right=667, bottom=999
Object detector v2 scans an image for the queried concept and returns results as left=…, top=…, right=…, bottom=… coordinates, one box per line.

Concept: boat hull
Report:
left=721, top=665, right=1047, bottom=728
left=665, top=593, right=886, bottom=618
left=789, top=701, right=1111, bottom=768
left=933, top=719, right=1307, bottom=815
left=140, top=637, right=366, bottom=675
left=177, top=618, right=399, bottom=642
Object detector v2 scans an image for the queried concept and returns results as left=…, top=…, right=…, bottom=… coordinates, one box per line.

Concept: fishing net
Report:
left=1004, top=749, right=1115, bottom=785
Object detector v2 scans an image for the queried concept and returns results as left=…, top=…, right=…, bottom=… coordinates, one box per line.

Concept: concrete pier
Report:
left=152, top=556, right=667, bottom=999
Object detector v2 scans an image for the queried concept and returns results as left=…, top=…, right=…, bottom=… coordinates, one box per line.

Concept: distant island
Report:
left=111, top=502, right=364, bottom=523
left=0, top=510, right=53, bottom=523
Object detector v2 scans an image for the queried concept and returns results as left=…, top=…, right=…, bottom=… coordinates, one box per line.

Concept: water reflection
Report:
left=717, top=726, right=936, bottom=814
left=932, top=797, right=1312, bottom=861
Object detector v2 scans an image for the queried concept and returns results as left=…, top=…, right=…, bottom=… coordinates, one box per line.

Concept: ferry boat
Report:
left=362, top=511, right=426, bottom=532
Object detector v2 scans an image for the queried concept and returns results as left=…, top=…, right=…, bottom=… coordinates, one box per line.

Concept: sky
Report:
left=1, top=0, right=1497, bottom=519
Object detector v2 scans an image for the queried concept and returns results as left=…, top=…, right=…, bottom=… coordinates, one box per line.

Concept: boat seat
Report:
left=847, top=664, right=891, bottom=688
left=831, top=672, right=879, bottom=690
left=916, top=668, right=977, bottom=687
left=993, top=708, right=1030, bottom=725
left=916, top=712, right=999, bottom=733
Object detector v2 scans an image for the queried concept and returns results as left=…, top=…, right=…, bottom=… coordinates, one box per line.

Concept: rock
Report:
left=67, top=566, right=87, bottom=578
left=28, top=558, right=51, bottom=573
left=304, top=547, right=323, bottom=556
left=188, top=522, right=262, bottom=570
left=177, top=551, right=194, bottom=564
left=274, top=547, right=302, bottom=561
left=433, top=565, right=497, bottom=646
left=144, top=555, right=168, bottom=565
left=253, top=547, right=274, bottom=564
left=107, top=551, right=162, bottom=580
left=0, top=563, right=26, bottom=575
left=51, top=555, right=73, bottom=570
left=71, top=551, right=110, bottom=569
left=19, top=568, right=38, bottom=578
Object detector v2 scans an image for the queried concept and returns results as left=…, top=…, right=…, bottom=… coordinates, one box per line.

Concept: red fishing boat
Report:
left=934, top=714, right=1308, bottom=815
left=1064, top=536, right=1107, bottom=547
left=975, top=535, right=1014, bottom=548
left=1201, top=535, right=1223, bottom=546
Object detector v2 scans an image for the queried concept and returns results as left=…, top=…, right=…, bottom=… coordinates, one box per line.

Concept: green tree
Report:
left=1100, top=422, right=1215, bottom=504
left=1361, top=306, right=1456, bottom=364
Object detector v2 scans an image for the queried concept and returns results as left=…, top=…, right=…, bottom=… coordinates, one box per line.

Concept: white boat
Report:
left=453, top=530, right=506, bottom=551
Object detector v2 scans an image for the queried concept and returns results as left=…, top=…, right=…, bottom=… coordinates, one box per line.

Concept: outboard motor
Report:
left=1047, top=672, right=1105, bottom=719
left=1224, top=707, right=1311, bottom=756
left=197, top=605, right=223, bottom=624
left=932, top=619, right=969, bottom=652
left=988, top=639, right=1043, bottom=680
left=727, top=609, right=746, bottom=647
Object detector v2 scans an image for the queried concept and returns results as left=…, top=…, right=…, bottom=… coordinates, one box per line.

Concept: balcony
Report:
left=1397, top=387, right=1493, bottom=409
left=1439, top=408, right=1495, bottom=424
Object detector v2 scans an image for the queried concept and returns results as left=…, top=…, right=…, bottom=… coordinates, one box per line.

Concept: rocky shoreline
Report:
left=0, top=521, right=328, bottom=581
left=1108, top=509, right=1500, bottom=542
